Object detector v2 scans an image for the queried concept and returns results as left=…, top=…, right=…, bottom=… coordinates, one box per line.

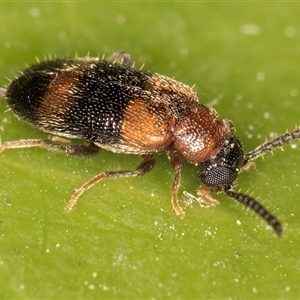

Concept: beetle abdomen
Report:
left=6, top=59, right=180, bottom=152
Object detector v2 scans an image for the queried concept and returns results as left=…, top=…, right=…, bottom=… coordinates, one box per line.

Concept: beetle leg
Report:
left=0, top=138, right=100, bottom=157
left=0, top=139, right=45, bottom=153
left=65, top=153, right=156, bottom=212
left=43, top=139, right=100, bottom=157
left=197, top=185, right=220, bottom=206
left=106, top=51, right=133, bottom=68
left=168, top=150, right=185, bottom=218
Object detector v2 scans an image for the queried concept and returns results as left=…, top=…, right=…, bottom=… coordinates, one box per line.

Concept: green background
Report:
left=1, top=2, right=300, bottom=299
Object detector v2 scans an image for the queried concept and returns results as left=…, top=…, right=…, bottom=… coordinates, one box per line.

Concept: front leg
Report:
left=168, top=150, right=185, bottom=218
left=197, top=185, right=220, bottom=206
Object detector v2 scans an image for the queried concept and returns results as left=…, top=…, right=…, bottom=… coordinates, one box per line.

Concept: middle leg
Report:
left=65, top=153, right=156, bottom=212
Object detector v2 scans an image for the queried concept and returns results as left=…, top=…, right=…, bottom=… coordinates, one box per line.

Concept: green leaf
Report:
left=1, top=2, right=300, bottom=299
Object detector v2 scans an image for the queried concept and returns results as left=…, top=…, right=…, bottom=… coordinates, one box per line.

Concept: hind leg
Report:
left=0, top=137, right=99, bottom=157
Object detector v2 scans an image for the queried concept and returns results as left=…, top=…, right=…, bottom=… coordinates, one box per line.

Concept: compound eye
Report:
left=198, top=166, right=238, bottom=191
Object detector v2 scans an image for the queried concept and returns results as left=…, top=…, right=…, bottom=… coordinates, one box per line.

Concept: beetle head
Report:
left=197, top=135, right=244, bottom=192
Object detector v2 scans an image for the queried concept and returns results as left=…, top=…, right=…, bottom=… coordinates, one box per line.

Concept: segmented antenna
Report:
left=244, top=128, right=300, bottom=165
left=225, top=188, right=282, bottom=237
left=234, top=127, right=300, bottom=236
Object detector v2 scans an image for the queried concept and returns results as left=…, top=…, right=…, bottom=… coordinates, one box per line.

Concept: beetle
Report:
left=0, top=51, right=299, bottom=236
